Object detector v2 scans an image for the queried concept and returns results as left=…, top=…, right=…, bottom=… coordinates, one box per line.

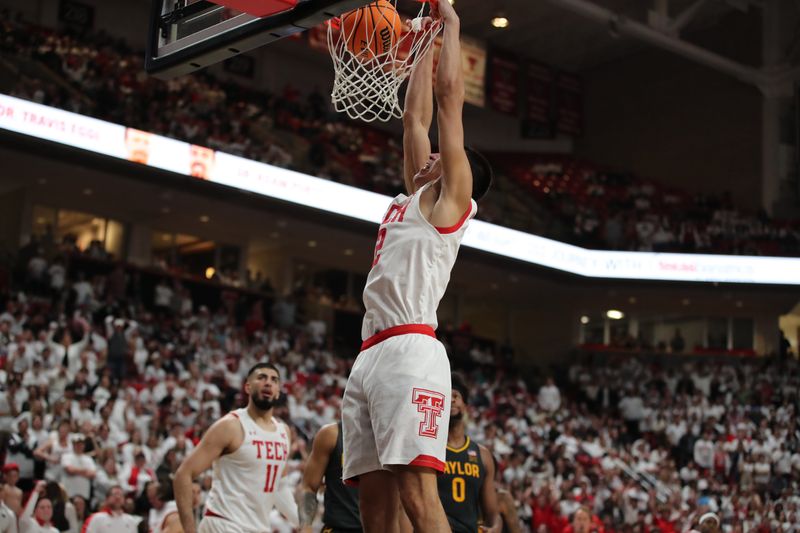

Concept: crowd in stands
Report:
left=2, top=10, right=797, bottom=256
left=504, top=158, right=800, bottom=257
left=0, top=231, right=795, bottom=533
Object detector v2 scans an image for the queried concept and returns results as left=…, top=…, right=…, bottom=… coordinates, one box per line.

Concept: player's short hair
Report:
left=246, top=362, right=281, bottom=379
left=465, top=146, right=493, bottom=201
left=451, top=372, right=469, bottom=404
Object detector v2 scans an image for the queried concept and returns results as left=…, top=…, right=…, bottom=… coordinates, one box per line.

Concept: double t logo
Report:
left=412, top=388, right=445, bottom=438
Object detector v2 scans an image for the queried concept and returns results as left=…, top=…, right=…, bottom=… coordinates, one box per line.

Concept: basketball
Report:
left=341, top=0, right=403, bottom=59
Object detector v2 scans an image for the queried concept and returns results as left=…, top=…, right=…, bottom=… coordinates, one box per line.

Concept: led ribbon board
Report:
left=1, top=94, right=798, bottom=285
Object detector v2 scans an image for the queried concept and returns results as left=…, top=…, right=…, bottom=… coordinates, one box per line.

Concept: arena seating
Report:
left=1, top=10, right=797, bottom=257
left=0, top=237, right=797, bottom=532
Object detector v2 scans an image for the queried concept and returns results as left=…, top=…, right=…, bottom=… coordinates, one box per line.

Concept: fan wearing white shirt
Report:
left=47, top=320, right=90, bottom=376
left=537, top=378, right=561, bottom=413
left=692, top=431, right=715, bottom=471
left=19, top=482, right=58, bottom=533
left=60, top=437, right=96, bottom=500
left=82, top=486, right=141, bottom=533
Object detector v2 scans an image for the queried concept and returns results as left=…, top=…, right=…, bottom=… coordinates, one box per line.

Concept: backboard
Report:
left=146, top=0, right=371, bottom=79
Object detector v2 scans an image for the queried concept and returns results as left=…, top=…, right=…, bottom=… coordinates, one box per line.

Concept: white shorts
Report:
left=342, top=325, right=451, bottom=483
left=198, top=516, right=250, bottom=533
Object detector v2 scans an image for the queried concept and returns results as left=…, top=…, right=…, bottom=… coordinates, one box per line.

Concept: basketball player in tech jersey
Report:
left=173, top=363, right=299, bottom=533
left=435, top=372, right=498, bottom=533
left=297, top=422, right=361, bottom=533
left=341, top=0, right=492, bottom=531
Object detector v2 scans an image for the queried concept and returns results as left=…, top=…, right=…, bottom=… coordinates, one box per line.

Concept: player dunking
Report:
left=173, top=363, right=299, bottom=533
left=297, top=422, right=361, bottom=532
left=341, top=0, right=492, bottom=531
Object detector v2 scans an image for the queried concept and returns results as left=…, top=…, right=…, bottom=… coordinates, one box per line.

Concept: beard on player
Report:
left=251, top=388, right=277, bottom=411
left=449, top=409, right=463, bottom=429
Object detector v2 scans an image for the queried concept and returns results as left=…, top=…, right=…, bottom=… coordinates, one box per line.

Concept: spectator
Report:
left=693, top=431, right=715, bottom=472
left=537, top=377, right=561, bottom=412
left=60, top=437, right=96, bottom=502
left=1, top=466, right=22, bottom=517
left=19, top=482, right=59, bottom=533
left=0, top=481, right=17, bottom=533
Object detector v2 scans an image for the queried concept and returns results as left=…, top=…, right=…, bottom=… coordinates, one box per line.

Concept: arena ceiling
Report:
left=398, top=0, right=762, bottom=71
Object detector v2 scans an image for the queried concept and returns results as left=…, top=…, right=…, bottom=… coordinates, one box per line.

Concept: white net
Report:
left=327, top=1, right=442, bottom=123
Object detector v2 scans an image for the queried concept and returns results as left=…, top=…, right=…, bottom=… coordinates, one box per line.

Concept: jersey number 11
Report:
left=264, top=464, right=279, bottom=492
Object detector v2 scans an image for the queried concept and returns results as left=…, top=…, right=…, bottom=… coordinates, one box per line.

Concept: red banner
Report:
left=555, top=72, right=583, bottom=137
left=521, top=61, right=554, bottom=139
left=488, top=52, right=519, bottom=115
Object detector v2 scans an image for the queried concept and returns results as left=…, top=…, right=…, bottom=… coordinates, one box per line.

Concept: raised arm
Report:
left=173, top=416, right=238, bottom=533
left=402, top=18, right=436, bottom=194
left=297, top=423, right=338, bottom=532
left=432, top=0, right=472, bottom=220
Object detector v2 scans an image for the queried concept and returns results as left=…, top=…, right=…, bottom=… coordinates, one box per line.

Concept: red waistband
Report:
left=204, top=510, right=227, bottom=520
left=361, top=324, right=436, bottom=351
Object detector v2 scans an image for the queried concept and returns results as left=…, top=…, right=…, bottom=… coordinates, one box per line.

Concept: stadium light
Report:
left=491, top=14, right=509, bottom=28
left=606, top=310, right=624, bottom=320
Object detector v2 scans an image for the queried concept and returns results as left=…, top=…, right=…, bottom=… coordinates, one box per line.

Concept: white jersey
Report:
left=203, top=409, right=290, bottom=532
left=148, top=501, right=177, bottom=533
left=83, top=510, right=142, bottom=533
left=361, top=180, right=477, bottom=339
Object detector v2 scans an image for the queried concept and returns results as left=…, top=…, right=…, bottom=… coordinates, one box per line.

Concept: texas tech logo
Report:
left=412, top=388, right=445, bottom=438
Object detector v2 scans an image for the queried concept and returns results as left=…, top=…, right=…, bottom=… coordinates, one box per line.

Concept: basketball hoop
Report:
left=327, top=0, right=443, bottom=123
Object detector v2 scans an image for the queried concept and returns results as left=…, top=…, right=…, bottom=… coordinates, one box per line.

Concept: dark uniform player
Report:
left=438, top=373, right=498, bottom=533
left=298, top=423, right=361, bottom=533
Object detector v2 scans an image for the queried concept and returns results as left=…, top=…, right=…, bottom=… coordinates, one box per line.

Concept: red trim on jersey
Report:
left=230, top=412, right=239, bottom=419
left=434, top=205, right=472, bottom=234
left=343, top=477, right=359, bottom=488
left=408, top=454, right=446, bottom=472
left=361, top=324, right=436, bottom=351
left=204, top=509, right=229, bottom=520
